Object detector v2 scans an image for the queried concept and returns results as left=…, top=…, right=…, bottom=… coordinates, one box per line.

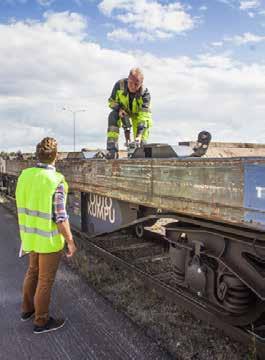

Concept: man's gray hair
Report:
left=129, top=68, right=144, bottom=83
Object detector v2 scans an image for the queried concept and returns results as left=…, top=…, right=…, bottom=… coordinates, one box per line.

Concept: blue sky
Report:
left=1, top=0, right=265, bottom=60
left=0, top=0, right=265, bottom=151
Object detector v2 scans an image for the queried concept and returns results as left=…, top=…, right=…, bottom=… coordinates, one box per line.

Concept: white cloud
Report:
left=199, top=5, right=207, bottom=11
left=212, top=41, right=224, bottom=47
left=155, top=30, right=173, bottom=39
left=239, top=0, right=260, bottom=10
left=225, top=32, right=265, bottom=45
left=216, top=0, right=236, bottom=7
left=42, top=11, right=88, bottom=37
left=107, top=28, right=134, bottom=41
left=212, top=32, right=265, bottom=48
left=248, top=11, right=255, bottom=17
left=218, top=0, right=263, bottom=12
left=1, top=12, right=265, bottom=152
left=197, top=54, right=236, bottom=69
left=98, top=0, right=196, bottom=41
left=107, top=27, right=171, bottom=42
left=37, top=0, right=55, bottom=6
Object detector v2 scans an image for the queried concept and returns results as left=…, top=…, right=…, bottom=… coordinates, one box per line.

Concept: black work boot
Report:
left=106, top=140, right=119, bottom=159
left=106, top=150, right=119, bottom=159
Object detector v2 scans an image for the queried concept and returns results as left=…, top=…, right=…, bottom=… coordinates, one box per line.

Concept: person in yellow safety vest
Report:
left=16, top=137, right=77, bottom=334
left=106, top=67, right=153, bottom=159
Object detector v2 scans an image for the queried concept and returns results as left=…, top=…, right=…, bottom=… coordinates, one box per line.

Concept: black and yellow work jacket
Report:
left=108, top=78, right=152, bottom=129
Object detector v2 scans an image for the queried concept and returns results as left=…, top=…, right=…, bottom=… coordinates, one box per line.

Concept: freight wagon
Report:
left=2, top=140, right=265, bottom=352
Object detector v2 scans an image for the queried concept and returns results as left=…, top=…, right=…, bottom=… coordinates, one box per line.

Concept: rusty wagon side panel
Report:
left=57, top=157, right=265, bottom=231
left=3, top=157, right=265, bottom=231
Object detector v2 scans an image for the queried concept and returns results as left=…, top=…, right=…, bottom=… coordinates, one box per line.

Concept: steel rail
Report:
left=2, top=193, right=265, bottom=357
left=72, top=225, right=265, bottom=358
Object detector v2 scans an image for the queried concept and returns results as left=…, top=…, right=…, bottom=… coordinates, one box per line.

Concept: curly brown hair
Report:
left=36, top=137, right=58, bottom=164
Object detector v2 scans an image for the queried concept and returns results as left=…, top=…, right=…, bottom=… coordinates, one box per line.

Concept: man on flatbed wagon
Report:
left=106, top=68, right=153, bottom=159
left=16, top=137, right=77, bottom=334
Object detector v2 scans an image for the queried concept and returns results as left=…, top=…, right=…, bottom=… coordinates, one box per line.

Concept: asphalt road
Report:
left=0, top=205, right=172, bottom=360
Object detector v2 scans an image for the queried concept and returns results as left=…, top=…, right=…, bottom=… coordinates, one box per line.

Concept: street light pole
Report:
left=62, top=107, right=88, bottom=152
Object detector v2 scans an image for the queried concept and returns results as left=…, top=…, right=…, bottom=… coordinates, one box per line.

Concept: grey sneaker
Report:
left=33, top=317, right=65, bottom=334
left=21, top=311, right=35, bottom=322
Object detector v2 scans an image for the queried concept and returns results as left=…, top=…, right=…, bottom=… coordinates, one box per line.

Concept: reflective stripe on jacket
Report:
left=15, top=167, right=68, bottom=253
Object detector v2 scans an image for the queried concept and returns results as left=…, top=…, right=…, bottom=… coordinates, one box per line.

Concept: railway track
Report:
left=2, top=193, right=265, bottom=358
left=71, top=222, right=265, bottom=359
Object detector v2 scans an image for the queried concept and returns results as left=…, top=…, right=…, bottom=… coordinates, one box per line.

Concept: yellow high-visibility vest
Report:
left=16, top=167, right=68, bottom=253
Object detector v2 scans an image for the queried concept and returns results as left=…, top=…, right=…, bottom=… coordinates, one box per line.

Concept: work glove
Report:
left=191, top=131, right=212, bottom=157
left=119, top=109, right=127, bottom=118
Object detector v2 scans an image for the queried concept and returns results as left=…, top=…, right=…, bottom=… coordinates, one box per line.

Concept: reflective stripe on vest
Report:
left=17, top=207, right=52, bottom=220
left=19, top=225, right=59, bottom=237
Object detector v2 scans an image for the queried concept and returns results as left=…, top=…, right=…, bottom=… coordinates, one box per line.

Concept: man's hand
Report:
left=57, top=220, right=76, bottom=258
left=66, top=239, right=77, bottom=258
left=119, top=109, right=127, bottom=118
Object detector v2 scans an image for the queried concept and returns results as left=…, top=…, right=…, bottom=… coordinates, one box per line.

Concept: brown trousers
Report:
left=22, top=251, right=62, bottom=327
